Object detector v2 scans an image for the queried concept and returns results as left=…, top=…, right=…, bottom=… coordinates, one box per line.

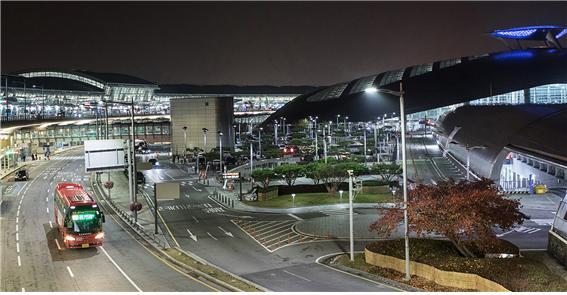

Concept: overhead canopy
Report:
left=263, top=48, right=567, bottom=125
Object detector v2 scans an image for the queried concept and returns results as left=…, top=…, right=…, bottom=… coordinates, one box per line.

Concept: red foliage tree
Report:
left=370, top=178, right=525, bottom=256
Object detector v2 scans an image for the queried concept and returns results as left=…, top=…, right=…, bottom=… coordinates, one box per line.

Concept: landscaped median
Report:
left=330, top=239, right=567, bottom=292
left=243, top=191, right=394, bottom=208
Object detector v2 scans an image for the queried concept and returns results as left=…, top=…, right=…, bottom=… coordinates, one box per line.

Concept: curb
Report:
left=318, top=253, right=422, bottom=292
left=91, top=176, right=267, bottom=292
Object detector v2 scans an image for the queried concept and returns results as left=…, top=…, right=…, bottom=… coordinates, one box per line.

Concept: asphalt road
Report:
left=141, top=165, right=400, bottom=292
left=0, top=149, right=218, bottom=292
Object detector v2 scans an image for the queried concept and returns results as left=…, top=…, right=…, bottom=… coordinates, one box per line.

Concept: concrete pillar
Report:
left=524, top=88, right=531, bottom=104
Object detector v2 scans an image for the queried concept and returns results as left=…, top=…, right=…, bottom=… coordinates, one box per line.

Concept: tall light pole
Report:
left=258, top=127, right=263, bottom=159
left=274, top=120, right=278, bottom=146
left=344, top=116, right=348, bottom=133
left=183, top=126, right=188, bottom=158
left=322, top=125, right=327, bottom=163
left=336, top=114, right=340, bottom=129
left=314, top=125, right=319, bottom=160
left=363, top=125, right=367, bottom=164
left=202, top=128, right=208, bottom=152
left=348, top=169, right=354, bottom=261
left=374, top=120, right=379, bottom=163
left=365, top=82, right=410, bottom=281
left=218, top=131, right=223, bottom=173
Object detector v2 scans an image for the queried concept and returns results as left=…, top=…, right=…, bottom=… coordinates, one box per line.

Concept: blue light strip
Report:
left=491, top=25, right=565, bottom=40
left=556, top=28, right=567, bottom=39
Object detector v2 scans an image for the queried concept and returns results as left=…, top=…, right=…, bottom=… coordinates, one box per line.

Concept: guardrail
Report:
left=91, top=175, right=170, bottom=249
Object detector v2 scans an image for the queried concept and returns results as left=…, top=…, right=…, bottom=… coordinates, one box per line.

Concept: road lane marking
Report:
left=16, top=233, right=19, bottom=241
left=49, top=221, right=53, bottom=228
left=186, top=228, right=198, bottom=242
left=46, top=197, right=48, bottom=202
left=16, top=242, right=20, bottom=253
left=21, top=288, right=25, bottom=292
left=17, top=255, right=21, bottom=266
left=46, top=207, right=49, bottom=213
left=66, top=266, right=74, bottom=278
left=288, top=213, right=303, bottom=221
left=16, top=224, right=18, bottom=232
left=192, top=216, right=199, bottom=223
left=55, top=239, right=62, bottom=251
left=99, top=246, right=143, bottom=292
left=217, top=226, right=234, bottom=237
left=16, top=217, right=18, bottom=224
left=207, top=232, right=218, bottom=241
left=16, top=210, right=20, bottom=217
left=282, top=270, right=311, bottom=282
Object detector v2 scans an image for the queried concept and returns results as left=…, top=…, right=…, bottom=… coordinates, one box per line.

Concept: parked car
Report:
left=299, top=154, right=315, bottom=164
left=15, top=169, right=29, bottom=181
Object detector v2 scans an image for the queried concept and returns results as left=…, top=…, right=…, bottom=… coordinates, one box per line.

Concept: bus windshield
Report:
left=68, top=207, right=102, bottom=233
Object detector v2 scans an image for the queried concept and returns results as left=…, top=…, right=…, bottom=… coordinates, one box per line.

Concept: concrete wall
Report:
left=170, top=97, right=234, bottom=154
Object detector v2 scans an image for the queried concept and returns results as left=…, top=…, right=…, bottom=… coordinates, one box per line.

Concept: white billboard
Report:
left=155, top=182, right=180, bottom=200
left=84, top=140, right=126, bottom=172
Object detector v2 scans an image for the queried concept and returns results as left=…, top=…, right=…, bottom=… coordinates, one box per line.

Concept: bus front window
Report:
left=69, top=208, right=101, bottom=233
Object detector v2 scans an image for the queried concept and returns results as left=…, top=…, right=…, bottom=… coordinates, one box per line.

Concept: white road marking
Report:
left=46, top=197, right=49, bottom=202
left=217, top=226, right=234, bottom=237
left=99, top=246, right=142, bottom=292
left=282, top=269, right=311, bottom=282
left=21, top=288, right=25, bottom=292
left=16, top=233, right=19, bottom=241
left=16, top=224, right=18, bottom=232
left=207, top=232, right=218, bottom=241
left=49, top=221, right=53, bottom=228
left=17, top=255, right=21, bottom=266
left=16, top=242, right=20, bottom=253
left=66, top=266, right=74, bottom=278
left=46, top=207, right=49, bottom=213
left=192, top=216, right=199, bottom=223
left=16, top=217, right=18, bottom=224
left=17, top=204, right=21, bottom=210
left=55, top=239, right=62, bottom=251
left=16, top=210, right=20, bottom=217
left=288, top=213, right=303, bottom=221
left=186, top=228, right=198, bottom=242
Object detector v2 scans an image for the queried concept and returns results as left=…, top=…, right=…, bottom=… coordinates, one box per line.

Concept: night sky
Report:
left=2, top=1, right=566, bottom=86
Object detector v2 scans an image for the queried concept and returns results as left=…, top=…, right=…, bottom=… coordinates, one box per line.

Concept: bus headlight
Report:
left=64, top=235, right=76, bottom=241
left=95, top=232, right=105, bottom=239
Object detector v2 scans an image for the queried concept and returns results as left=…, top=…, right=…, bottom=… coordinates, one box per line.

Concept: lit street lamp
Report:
left=348, top=169, right=354, bottom=261
left=182, top=126, right=188, bottom=157
left=365, top=82, right=410, bottom=281
left=258, top=127, right=263, bottom=159
left=202, top=128, right=208, bottom=152
left=322, top=126, right=327, bottom=164
left=336, top=114, right=341, bottom=128
left=292, top=193, right=296, bottom=207
left=218, top=131, right=223, bottom=173
left=274, top=120, right=278, bottom=146
left=339, top=190, right=344, bottom=202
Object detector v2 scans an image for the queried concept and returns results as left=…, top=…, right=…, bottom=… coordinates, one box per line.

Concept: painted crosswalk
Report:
left=497, top=225, right=542, bottom=237
left=320, top=209, right=358, bottom=216
left=231, top=219, right=324, bottom=252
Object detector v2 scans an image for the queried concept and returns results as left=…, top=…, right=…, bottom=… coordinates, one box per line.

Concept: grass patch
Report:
left=333, top=253, right=471, bottom=292
left=365, top=239, right=567, bottom=292
left=163, top=248, right=262, bottom=292
left=243, top=192, right=394, bottom=208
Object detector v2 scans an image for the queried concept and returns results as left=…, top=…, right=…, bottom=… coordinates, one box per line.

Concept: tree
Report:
left=304, top=162, right=323, bottom=184
left=317, top=162, right=366, bottom=195
left=370, top=178, right=525, bottom=257
left=264, top=147, right=283, bottom=159
left=274, top=164, right=305, bottom=186
left=370, top=163, right=402, bottom=183
left=250, top=169, right=277, bottom=191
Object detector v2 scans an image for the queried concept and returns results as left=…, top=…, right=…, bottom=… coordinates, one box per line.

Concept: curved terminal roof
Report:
left=438, top=104, right=567, bottom=176
left=12, top=69, right=159, bottom=90
left=156, top=84, right=317, bottom=96
left=263, top=48, right=567, bottom=124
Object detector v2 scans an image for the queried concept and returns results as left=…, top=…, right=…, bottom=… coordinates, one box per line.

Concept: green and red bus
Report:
left=54, top=183, right=106, bottom=248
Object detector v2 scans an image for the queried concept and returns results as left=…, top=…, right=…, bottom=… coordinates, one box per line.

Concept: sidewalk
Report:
left=94, top=171, right=171, bottom=248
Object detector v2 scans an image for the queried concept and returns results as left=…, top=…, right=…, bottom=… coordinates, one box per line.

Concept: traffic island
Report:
left=242, top=192, right=394, bottom=208
left=357, top=239, right=567, bottom=292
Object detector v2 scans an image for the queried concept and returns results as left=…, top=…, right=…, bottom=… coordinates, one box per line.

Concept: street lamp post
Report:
left=336, top=114, right=340, bottom=129
left=274, top=120, right=278, bottom=146
left=322, top=126, right=327, bottom=163
left=202, top=128, right=208, bottom=152
left=365, top=82, right=410, bottom=281
left=344, top=116, right=348, bottom=133
left=218, top=131, right=223, bottom=173
left=183, top=126, right=188, bottom=158
left=363, top=126, right=367, bottom=164
left=258, top=127, right=263, bottom=159
left=374, top=120, right=379, bottom=163
left=348, top=170, right=354, bottom=261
